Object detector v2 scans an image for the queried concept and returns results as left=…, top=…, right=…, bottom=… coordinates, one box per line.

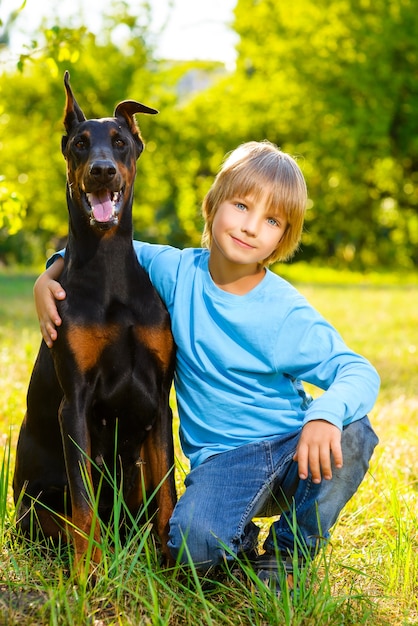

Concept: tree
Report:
left=230, top=0, right=418, bottom=268
left=0, top=6, right=158, bottom=264
left=1, top=0, right=418, bottom=270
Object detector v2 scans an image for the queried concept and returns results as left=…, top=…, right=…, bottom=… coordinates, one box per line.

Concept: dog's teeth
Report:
left=111, top=191, right=122, bottom=207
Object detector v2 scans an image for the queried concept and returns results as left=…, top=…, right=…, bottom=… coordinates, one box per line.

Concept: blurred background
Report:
left=1, top=0, right=417, bottom=272
left=1, top=8, right=417, bottom=623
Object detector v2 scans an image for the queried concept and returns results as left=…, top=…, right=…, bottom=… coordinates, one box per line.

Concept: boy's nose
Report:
left=241, top=216, right=259, bottom=236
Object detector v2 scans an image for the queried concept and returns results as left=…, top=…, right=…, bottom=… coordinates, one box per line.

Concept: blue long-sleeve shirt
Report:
left=50, top=243, right=380, bottom=469
left=135, top=243, right=380, bottom=468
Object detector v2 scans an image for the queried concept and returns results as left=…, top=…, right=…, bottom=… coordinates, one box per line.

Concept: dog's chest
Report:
left=59, top=297, right=169, bottom=375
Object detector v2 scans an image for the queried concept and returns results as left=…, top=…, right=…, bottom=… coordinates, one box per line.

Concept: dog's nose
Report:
left=90, top=160, right=117, bottom=183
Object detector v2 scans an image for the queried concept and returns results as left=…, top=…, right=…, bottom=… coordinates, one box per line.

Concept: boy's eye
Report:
left=235, top=202, right=247, bottom=211
left=267, top=217, right=279, bottom=227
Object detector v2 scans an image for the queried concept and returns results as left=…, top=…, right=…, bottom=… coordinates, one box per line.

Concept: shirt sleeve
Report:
left=46, top=248, right=65, bottom=268
left=132, top=241, right=181, bottom=309
left=277, top=297, right=380, bottom=430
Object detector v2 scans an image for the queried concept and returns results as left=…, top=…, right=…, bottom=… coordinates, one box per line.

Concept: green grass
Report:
left=1, top=267, right=417, bottom=625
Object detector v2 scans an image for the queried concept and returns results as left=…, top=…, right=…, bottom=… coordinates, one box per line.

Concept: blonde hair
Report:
left=201, top=141, right=307, bottom=265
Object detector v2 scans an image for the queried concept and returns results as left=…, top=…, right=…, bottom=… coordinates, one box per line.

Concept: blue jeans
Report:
left=168, top=416, right=378, bottom=571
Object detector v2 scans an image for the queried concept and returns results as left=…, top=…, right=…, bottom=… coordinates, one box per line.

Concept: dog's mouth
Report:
left=84, top=189, right=124, bottom=228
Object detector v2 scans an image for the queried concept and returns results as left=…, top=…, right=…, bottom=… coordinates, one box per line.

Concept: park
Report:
left=1, top=1, right=417, bottom=623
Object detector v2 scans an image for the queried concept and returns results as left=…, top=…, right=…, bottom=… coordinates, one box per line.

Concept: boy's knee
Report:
left=168, top=516, right=225, bottom=570
left=342, top=416, right=379, bottom=468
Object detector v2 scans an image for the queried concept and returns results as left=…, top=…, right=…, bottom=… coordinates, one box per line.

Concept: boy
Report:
left=35, top=141, right=379, bottom=587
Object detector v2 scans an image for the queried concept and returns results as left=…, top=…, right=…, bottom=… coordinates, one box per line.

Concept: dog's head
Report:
left=61, top=70, right=158, bottom=230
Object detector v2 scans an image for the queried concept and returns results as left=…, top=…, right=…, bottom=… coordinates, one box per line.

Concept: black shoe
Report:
left=252, top=552, right=301, bottom=595
left=227, top=548, right=259, bottom=580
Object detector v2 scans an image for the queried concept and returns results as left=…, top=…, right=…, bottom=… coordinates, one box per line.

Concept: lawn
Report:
left=0, top=266, right=417, bottom=625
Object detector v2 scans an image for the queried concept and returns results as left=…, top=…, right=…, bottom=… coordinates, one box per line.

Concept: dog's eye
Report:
left=114, top=138, right=126, bottom=148
left=74, top=138, right=89, bottom=150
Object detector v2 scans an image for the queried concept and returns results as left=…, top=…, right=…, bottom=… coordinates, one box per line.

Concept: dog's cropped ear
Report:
left=114, top=100, right=158, bottom=156
left=63, top=70, right=86, bottom=136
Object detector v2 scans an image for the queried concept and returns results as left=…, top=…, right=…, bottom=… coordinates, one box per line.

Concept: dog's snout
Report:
left=90, top=160, right=117, bottom=183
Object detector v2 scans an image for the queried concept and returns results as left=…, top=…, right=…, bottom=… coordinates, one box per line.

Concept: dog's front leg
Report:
left=59, top=397, right=102, bottom=575
left=139, top=405, right=177, bottom=566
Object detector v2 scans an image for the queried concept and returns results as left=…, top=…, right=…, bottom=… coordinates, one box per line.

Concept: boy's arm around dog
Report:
left=34, top=256, right=66, bottom=347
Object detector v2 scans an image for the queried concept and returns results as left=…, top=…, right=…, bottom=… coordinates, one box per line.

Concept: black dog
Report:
left=13, top=71, right=176, bottom=572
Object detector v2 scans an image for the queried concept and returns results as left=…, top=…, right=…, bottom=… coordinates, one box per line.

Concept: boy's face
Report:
left=210, top=190, right=288, bottom=268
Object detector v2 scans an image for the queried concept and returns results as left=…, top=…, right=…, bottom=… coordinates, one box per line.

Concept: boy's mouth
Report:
left=230, top=235, right=255, bottom=249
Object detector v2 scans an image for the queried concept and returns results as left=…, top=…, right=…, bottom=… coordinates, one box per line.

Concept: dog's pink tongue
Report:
left=89, top=192, right=113, bottom=222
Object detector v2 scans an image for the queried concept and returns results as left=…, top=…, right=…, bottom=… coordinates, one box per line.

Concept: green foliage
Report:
left=1, top=0, right=418, bottom=269
left=0, top=180, right=26, bottom=234
left=230, top=0, right=418, bottom=268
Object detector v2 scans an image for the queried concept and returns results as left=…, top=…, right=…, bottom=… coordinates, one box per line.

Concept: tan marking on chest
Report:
left=68, top=324, right=120, bottom=372
left=134, top=325, right=174, bottom=368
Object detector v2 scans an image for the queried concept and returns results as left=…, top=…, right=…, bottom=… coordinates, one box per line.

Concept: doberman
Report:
left=13, top=71, right=176, bottom=574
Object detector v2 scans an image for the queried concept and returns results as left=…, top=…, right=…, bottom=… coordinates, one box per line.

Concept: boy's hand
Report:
left=293, top=420, right=343, bottom=484
left=33, top=259, right=66, bottom=347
